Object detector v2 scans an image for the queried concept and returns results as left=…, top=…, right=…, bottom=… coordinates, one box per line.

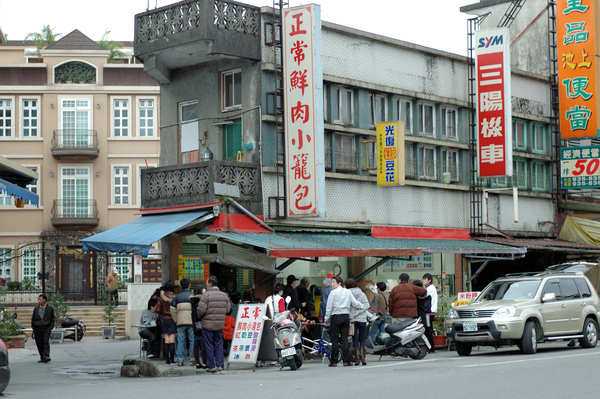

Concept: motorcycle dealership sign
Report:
left=557, top=0, right=598, bottom=139
left=475, top=27, right=513, bottom=178
left=283, top=4, right=325, bottom=217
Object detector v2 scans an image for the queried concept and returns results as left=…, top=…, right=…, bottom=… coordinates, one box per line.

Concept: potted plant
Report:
left=50, top=292, right=70, bottom=343
left=101, top=296, right=118, bottom=339
left=432, top=294, right=456, bottom=349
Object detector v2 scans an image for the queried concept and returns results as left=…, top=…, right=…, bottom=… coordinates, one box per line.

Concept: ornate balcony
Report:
left=141, top=160, right=262, bottom=215
left=51, top=130, right=99, bottom=159
left=51, top=199, right=99, bottom=228
left=134, top=0, right=261, bottom=83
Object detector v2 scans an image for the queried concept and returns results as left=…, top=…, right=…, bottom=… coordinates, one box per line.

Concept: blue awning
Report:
left=0, top=178, right=39, bottom=207
left=81, top=211, right=211, bottom=256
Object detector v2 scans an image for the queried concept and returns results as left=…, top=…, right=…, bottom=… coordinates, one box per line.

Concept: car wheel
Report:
left=455, top=341, right=472, bottom=356
left=579, top=318, right=598, bottom=348
left=520, top=321, right=537, bottom=354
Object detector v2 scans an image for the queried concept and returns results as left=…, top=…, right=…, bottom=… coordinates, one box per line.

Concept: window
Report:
left=138, top=99, right=155, bottom=137
left=418, top=102, right=435, bottom=136
left=532, top=161, right=548, bottom=191
left=113, top=167, right=129, bottom=205
left=22, top=247, right=39, bottom=286
left=442, top=149, right=459, bottom=182
left=109, top=254, right=132, bottom=281
left=223, top=120, right=242, bottom=161
left=532, top=123, right=546, bottom=154
left=491, top=177, right=508, bottom=188
left=405, top=143, right=415, bottom=179
left=22, top=99, right=38, bottom=137
left=394, top=98, right=412, bottom=134
left=335, top=133, right=357, bottom=172
left=60, top=166, right=91, bottom=217
left=513, top=120, right=526, bottom=150
left=25, top=167, right=38, bottom=206
left=180, top=101, right=199, bottom=122
left=331, top=86, right=353, bottom=125
left=543, top=279, right=562, bottom=300
left=561, top=278, right=580, bottom=300
left=443, top=107, right=457, bottom=140
left=360, top=140, right=376, bottom=171
left=324, top=132, right=332, bottom=170
left=575, top=278, right=592, bottom=298
left=369, top=93, right=387, bottom=128
left=0, top=248, right=12, bottom=282
left=113, top=99, right=129, bottom=137
left=222, top=69, right=242, bottom=111
left=419, top=145, right=436, bottom=180
left=0, top=99, right=13, bottom=137
left=61, top=99, right=90, bottom=147
left=0, top=193, right=11, bottom=206
left=513, top=158, right=528, bottom=189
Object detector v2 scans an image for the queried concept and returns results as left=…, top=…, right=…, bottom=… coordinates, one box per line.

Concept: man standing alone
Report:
left=422, top=273, right=438, bottom=353
left=324, top=276, right=364, bottom=367
left=197, top=276, right=230, bottom=372
left=31, top=294, right=55, bottom=363
left=388, top=273, right=427, bottom=323
left=105, top=268, right=119, bottom=304
left=171, top=278, right=194, bottom=366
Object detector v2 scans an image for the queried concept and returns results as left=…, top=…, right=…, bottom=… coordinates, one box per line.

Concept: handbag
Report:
left=193, top=321, right=202, bottom=333
left=348, top=322, right=355, bottom=336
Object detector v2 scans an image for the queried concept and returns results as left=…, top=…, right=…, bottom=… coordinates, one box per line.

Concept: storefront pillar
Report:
left=162, top=235, right=182, bottom=282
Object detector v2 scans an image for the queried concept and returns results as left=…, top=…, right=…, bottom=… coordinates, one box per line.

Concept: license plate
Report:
left=280, top=347, right=296, bottom=357
left=463, top=322, right=478, bottom=332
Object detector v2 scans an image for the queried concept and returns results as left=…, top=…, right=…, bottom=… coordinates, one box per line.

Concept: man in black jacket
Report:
left=31, top=293, right=55, bottom=363
left=283, top=275, right=302, bottom=313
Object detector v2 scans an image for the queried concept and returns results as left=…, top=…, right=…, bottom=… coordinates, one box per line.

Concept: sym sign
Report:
left=475, top=28, right=513, bottom=178
left=282, top=4, right=325, bottom=217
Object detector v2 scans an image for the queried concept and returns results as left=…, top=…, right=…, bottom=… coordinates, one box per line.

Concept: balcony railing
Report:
left=51, top=199, right=99, bottom=228
left=141, top=160, right=262, bottom=215
left=51, top=130, right=99, bottom=159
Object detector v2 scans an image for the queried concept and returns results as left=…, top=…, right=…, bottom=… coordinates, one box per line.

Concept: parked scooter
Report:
left=264, top=297, right=304, bottom=370
left=59, top=314, right=86, bottom=341
left=365, top=311, right=430, bottom=360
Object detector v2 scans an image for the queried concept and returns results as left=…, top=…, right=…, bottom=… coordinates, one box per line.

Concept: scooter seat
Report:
left=385, top=318, right=417, bottom=334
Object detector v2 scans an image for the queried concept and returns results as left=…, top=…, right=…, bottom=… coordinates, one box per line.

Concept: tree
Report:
left=24, top=25, right=62, bottom=55
left=98, top=31, right=126, bottom=62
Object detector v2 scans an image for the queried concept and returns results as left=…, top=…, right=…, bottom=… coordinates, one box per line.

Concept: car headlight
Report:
left=492, top=305, right=516, bottom=318
left=447, top=308, right=459, bottom=319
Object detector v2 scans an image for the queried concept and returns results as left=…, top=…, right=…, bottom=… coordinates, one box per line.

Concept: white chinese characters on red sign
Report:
left=476, top=28, right=512, bottom=178
left=283, top=6, right=318, bottom=216
left=228, top=304, right=266, bottom=364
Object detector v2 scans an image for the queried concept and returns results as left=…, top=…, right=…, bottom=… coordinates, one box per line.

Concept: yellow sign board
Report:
left=377, top=121, right=405, bottom=186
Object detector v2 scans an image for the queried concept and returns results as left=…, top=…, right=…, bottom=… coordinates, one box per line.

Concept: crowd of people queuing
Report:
left=136, top=270, right=438, bottom=370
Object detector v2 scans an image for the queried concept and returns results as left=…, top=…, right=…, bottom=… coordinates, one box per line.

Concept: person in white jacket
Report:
left=266, top=283, right=285, bottom=318
left=423, top=273, right=438, bottom=354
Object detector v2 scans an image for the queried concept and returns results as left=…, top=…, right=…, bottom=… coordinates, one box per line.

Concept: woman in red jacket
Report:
left=222, top=310, right=236, bottom=356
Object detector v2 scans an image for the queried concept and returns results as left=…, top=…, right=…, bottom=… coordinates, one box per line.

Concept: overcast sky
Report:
left=0, top=0, right=472, bottom=55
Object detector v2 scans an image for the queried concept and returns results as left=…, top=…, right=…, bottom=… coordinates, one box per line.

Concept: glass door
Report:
left=61, top=167, right=90, bottom=217
left=61, top=99, right=90, bottom=147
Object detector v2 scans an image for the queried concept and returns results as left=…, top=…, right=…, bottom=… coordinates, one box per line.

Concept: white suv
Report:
left=445, top=271, right=600, bottom=355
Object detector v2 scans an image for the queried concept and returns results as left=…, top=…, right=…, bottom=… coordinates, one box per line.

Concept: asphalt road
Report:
left=7, top=338, right=600, bottom=399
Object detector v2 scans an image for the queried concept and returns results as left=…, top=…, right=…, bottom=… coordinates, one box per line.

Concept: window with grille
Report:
left=113, top=167, right=129, bottom=205
left=222, top=70, right=242, bottom=111
left=443, top=108, right=457, bottom=140
left=442, top=149, right=459, bottom=182
left=61, top=99, right=90, bottom=146
left=0, top=248, right=12, bottom=282
left=419, top=145, right=436, bottom=180
left=513, top=120, right=526, bottom=150
left=22, top=248, right=39, bottom=285
left=109, top=254, right=132, bottom=281
left=360, top=140, right=376, bottom=171
left=394, top=98, right=412, bottom=135
left=532, top=161, right=548, bottom=191
left=532, top=123, right=546, bottom=154
left=113, top=99, right=129, bottom=137
left=513, top=158, right=528, bottom=189
left=0, top=99, right=13, bottom=137
left=61, top=166, right=90, bottom=217
left=405, top=143, right=415, bottom=179
left=331, top=86, right=353, bottom=126
left=369, top=93, right=387, bottom=128
left=334, top=133, right=357, bottom=172
left=138, top=99, right=155, bottom=137
left=22, top=99, right=38, bottom=137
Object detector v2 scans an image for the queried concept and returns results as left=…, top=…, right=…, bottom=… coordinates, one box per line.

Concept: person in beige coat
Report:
left=197, top=276, right=230, bottom=372
left=105, top=269, right=119, bottom=304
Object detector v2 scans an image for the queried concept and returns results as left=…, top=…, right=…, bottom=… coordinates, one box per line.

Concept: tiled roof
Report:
left=45, top=29, right=104, bottom=51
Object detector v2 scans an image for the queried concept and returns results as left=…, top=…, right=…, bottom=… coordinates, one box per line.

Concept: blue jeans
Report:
left=175, top=326, right=194, bottom=363
left=370, top=318, right=386, bottom=343
left=203, top=329, right=224, bottom=369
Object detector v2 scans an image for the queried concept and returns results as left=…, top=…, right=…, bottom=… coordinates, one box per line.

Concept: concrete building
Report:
left=0, top=29, right=160, bottom=302
left=113, top=0, right=597, bottom=299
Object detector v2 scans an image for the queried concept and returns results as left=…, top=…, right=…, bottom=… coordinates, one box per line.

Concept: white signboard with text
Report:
left=227, top=304, right=267, bottom=365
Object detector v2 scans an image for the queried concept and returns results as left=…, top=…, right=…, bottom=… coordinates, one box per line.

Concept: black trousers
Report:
left=329, top=314, right=351, bottom=364
left=33, top=326, right=52, bottom=360
left=425, top=314, right=435, bottom=350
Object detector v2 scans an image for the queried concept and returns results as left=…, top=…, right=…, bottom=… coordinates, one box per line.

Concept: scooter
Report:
left=365, top=311, right=430, bottom=360
left=59, top=314, right=86, bottom=341
left=264, top=297, right=304, bottom=370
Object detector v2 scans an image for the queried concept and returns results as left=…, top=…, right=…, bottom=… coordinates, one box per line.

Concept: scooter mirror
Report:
left=285, top=296, right=292, bottom=304
left=262, top=315, right=270, bottom=321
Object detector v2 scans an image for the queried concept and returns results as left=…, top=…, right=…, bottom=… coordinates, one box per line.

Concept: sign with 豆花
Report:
left=561, top=145, right=600, bottom=189
left=475, top=27, right=512, bottom=178
left=283, top=4, right=325, bottom=217
left=228, top=304, right=267, bottom=365
left=557, top=0, right=598, bottom=139
left=377, top=121, right=405, bottom=186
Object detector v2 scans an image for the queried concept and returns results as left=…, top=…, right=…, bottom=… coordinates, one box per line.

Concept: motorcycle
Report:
left=59, top=314, right=86, bottom=341
left=365, top=311, right=430, bottom=360
left=264, top=297, right=304, bottom=370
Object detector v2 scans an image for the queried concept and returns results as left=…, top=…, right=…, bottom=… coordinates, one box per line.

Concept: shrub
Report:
left=6, top=282, right=22, bottom=291
left=102, top=296, right=118, bottom=326
left=51, top=292, right=70, bottom=328
left=0, top=318, right=22, bottom=341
